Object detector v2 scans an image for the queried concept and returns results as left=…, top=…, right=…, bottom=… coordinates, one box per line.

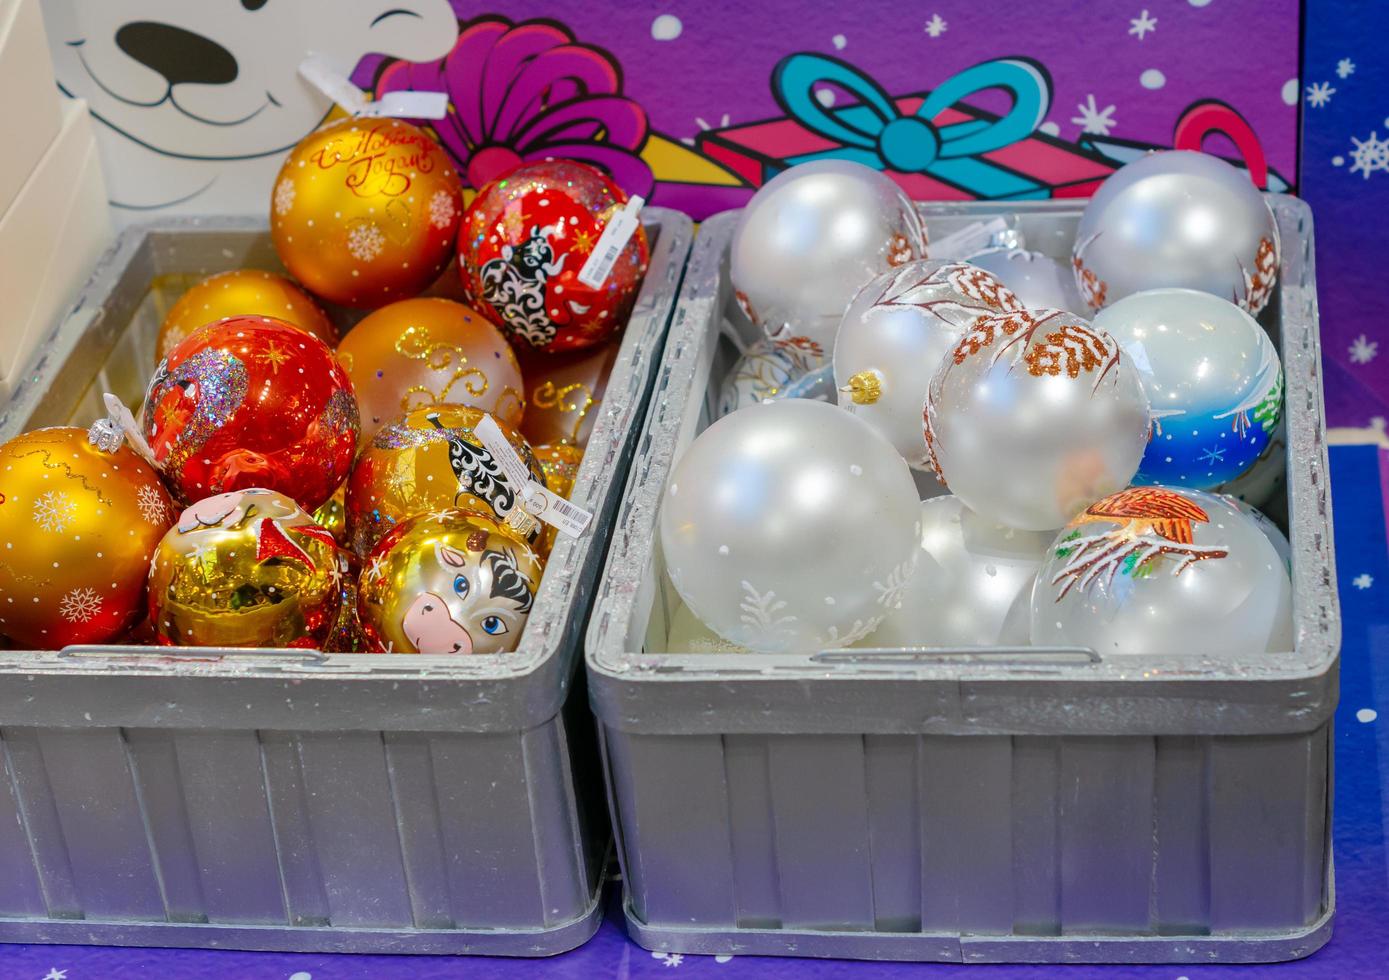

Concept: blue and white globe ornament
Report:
left=717, top=335, right=835, bottom=418
left=1094, top=288, right=1282, bottom=490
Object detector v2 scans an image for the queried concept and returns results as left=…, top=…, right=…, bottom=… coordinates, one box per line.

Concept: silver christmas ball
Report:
left=1072, top=150, right=1279, bottom=314
left=965, top=247, right=1086, bottom=314
left=924, top=309, right=1151, bottom=531
left=1030, top=486, right=1293, bottom=656
left=861, top=496, right=1050, bottom=647
left=718, top=336, right=833, bottom=418
left=833, top=260, right=1020, bottom=468
left=730, top=160, right=927, bottom=347
left=659, top=399, right=921, bottom=653
left=1094, top=288, right=1283, bottom=490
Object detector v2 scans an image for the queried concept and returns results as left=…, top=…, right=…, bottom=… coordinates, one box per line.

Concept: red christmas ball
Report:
left=141, top=317, right=359, bottom=511
left=458, top=160, right=649, bottom=355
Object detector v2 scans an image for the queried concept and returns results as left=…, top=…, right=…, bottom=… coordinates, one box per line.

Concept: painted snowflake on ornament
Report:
left=347, top=222, right=385, bottom=262
left=429, top=190, right=458, bottom=231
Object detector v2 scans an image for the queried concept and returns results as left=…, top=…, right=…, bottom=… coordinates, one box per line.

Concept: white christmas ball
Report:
left=1030, top=486, right=1293, bottom=656
left=1227, top=496, right=1292, bottom=573
left=666, top=601, right=752, bottom=653
left=1094, top=288, right=1283, bottom=490
left=659, top=399, right=921, bottom=653
left=924, top=309, right=1151, bottom=530
left=861, top=496, right=1050, bottom=647
left=965, top=247, right=1087, bottom=314
left=833, top=260, right=1021, bottom=468
left=718, top=335, right=833, bottom=418
left=730, top=160, right=927, bottom=346
left=1072, top=150, right=1280, bottom=314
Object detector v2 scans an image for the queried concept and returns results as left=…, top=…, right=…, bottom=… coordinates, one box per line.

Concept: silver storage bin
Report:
left=586, top=198, right=1337, bottom=964
left=0, top=210, right=692, bottom=955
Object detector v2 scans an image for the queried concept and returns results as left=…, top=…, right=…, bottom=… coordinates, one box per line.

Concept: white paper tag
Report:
left=96, top=393, right=159, bottom=468
left=577, top=196, right=645, bottom=288
left=299, top=56, right=447, bottom=120
left=474, top=415, right=593, bottom=538
left=928, top=217, right=1014, bottom=261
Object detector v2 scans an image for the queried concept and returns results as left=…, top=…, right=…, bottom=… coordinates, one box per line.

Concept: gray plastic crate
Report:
left=585, top=198, right=1337, bottom=964
left=0, top=209, right=692, bottom=955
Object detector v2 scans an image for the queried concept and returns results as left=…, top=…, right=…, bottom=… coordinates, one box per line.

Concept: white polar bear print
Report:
left=41, top=0, right=459, bottom=220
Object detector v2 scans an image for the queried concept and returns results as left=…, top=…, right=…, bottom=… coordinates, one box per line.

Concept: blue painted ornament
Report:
left=1094, top=288, right=1282, bottom=490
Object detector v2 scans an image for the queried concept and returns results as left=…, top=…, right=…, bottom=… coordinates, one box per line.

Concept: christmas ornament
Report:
left=458, top=160, right=649, bottom=354
left=148, top=488, right=342, bottom=648
left=834, top=261, right=1021, bottom=468
left=1228, top=496, right=1291, bottom=572
left=730, top=160, right=926, bottom=346
left=336, top=298, right=524, bottom=440
left=718, top=335, right=834, bottom=418
left=532, top=443, right=584, bottom=558
left=1072, top=151, right=1279, bottom=314
left=924, top=309, right=1150, bottom=530
left=271, top=117, right=464, bottom=308
left=0, top=426, right=173, bottom=648
left=141, top=317, right=359, bottom=512
left=659, top=399, right=920, bottom=653
left=864, top=496, right=1050, bottom=648
left=358, top=509, right=542, bottom=655
left=324, top=551, right=364, bottom=653
left=1214, top=417, right=1286, bottom=509
left=312, top=482, right=349, bottom=547
left=1030, top=486, right=1293, bottom=656
left=667, top=601, right=751, bottom=653
left=517, top=340, right=621, bottom=447
left=964, top=247, right=1086, bottom=314
left=156, top=270, right=337, bottom=362
left=1094, top=288, right=1283, bottom=489
left=346, top=405, right=543, bottom=557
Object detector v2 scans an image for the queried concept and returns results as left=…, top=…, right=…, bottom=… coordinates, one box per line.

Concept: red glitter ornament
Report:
left=458, top=159, right=649, bottom=355
left=141, top=317, right=359, bottom=512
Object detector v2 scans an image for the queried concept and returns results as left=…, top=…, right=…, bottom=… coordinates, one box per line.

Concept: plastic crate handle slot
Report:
left=59, top=645, right=330, bottom=665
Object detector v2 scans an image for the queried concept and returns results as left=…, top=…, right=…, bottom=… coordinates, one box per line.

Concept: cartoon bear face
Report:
left=44, top=0, right=458, bottom=161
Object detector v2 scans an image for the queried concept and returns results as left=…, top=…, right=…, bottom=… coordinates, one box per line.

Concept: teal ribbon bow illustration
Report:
left=772, top=54, right=1051, bottom=176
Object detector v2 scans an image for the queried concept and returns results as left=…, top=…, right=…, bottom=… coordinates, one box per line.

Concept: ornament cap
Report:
left=841, top=370, right=883, bottom=405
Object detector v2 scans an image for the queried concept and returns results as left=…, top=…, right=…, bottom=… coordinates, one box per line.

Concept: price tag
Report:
left=299, top=56, right=447, bottom=120
left=928, top=217, right=1015, bottom=260
left=577, top=196, right=645, bottom=288
left=474, top=415, right=593, bottom=538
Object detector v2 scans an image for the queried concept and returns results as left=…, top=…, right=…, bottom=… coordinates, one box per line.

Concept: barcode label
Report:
left=473, top=414, right=533, bottom=490
left=577, top=196, right=645, bottom=288
left=300, top=56, right=447, bottom=120
left=475, top=414, right=593, bottom=538
left=523, top=484, right=593, bottom=538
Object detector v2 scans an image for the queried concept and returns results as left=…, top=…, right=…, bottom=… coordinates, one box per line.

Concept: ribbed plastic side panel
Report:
left=606, top=726, right=1331, bottom=942
left=0, top=720, right=597, bottom=936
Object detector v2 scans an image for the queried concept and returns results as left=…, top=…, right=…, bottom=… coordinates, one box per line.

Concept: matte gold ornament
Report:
left=336, top=297, right=523, bottom=440
left=358, top=509, right=542, bottom=655
left=0, top=427, right=173, bottom=648
left=271, top=117, right=464, bottom=308
left=148, top=489, right=342, bottom=648
left=346, top=405, right=544, bottom=558
left=157, top=269, right=337, bottom=362
left=516, top=340, right=620, bottom=448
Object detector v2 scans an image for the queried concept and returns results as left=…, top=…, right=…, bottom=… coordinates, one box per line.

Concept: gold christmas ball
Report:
left=148, top=488, right=342, bottom=647
left=271, top=117, right=464, bottom=308
left=157, top=269, right=337, bottom=362
left=346, top=405, right=543, bottom=558
left=0, top=427, right=174, bottom=648
left=312, top=481, right=349, bottom=547
left=358, top=508, right=542, bottom=655
left=532, top=443, right=584, bottom=557
left=516, top=339, right=620, bottom=448
left=336, top=297, right=524, bottom=440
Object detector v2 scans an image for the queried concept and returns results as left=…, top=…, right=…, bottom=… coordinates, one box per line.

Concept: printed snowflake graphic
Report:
left=1349, top=131, right=1389, bottom=179
left=1129, top=9, right=1157, bottom=40
left=923, top=13, right=947, bottom=37
left=657, top=951, right=685, bottom=967
left=347, top=221, right=385, bottom=262
left=59, top=587, right=103, bottom=624
left=1336, top=58, right=1356, bottom=79
left=1071, top=95, right=1117, bottom=136
left=1305, top=81, right=1335, bottom=108
left=32, top=491, right=77, bottom=534
left=136, top=485, right=170, bottom=525
left=428, top=190, right=457, bottom=230
left=1349, top=334, right=1379, bottom=364
left=43, top=970, right=68, bottom=980
left=273, top=177, right=295, bottom=216
left=1352, top=573, right=1374, bottom=590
